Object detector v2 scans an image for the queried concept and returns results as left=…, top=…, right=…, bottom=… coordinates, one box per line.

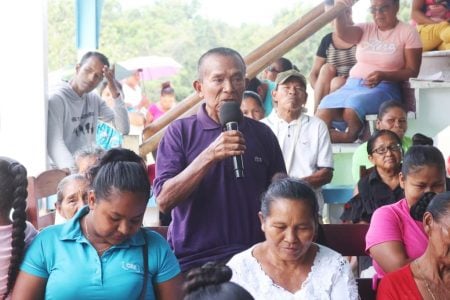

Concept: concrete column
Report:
left=0, top=0, right=48, bottom=176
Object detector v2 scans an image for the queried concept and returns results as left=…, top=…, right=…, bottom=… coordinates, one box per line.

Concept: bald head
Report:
left=197, top=47, right=246, bottom=81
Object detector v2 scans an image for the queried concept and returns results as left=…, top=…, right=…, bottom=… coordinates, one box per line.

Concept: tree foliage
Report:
left=47, top=0, right=413, bottom=101
left=47, top=0, right=76, bottom=70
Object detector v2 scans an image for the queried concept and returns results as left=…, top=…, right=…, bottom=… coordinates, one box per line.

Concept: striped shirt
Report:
left=316, top=32, right=357, bottom=77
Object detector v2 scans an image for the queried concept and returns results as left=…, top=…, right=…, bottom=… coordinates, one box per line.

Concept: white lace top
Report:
left=227, top=243, right=359, bottom=300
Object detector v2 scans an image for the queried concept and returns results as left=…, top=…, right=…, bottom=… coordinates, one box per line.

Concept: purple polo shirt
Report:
left=154, top=104, right=286, bottom=271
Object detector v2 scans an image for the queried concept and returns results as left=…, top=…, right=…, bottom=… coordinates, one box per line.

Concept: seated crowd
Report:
left=3, top=1, right=450, bottom=299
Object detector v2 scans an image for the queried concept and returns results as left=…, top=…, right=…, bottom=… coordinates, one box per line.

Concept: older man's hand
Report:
left=206, top=130, right=246, bottom=162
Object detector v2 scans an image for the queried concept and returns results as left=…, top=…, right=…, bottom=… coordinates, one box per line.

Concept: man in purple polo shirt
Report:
left=154, top=47, right=286, bottom=272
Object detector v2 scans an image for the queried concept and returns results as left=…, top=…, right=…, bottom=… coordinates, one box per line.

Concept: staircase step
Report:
left=332, top=143, right=360, bottom=154
left=418, top=50, right=450, bottom=81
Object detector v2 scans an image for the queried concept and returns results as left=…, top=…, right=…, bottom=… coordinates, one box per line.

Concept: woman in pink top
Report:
left=366, top=145, right=447, bottom=280
left=316, top=0, right=422, bottom=143
left=145, top=81, right=176, bottom=125
left=377, top=192, right=450, bottom=299
left=0, top=157, right=37, bottom=299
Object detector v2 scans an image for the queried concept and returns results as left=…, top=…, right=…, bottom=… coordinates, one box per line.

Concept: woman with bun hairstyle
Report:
left=0, top=157, right=37, bottom=300
left=227, top=177, right=358, bottom=299
left=184, top=262, right=253, bottom=300
left=377, top=192, right=450, bottom=299
left=12, top=148, right=182, bottom=300
left=366, top=145, right=447, bottom=280
left=146, top=81, right=176, bottom=125
left=54, top=174, right=89, bottom=224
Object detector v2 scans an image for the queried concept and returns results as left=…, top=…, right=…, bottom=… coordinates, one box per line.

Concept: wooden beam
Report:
left=246, top=2, right=351, bottom=78
left=140, top=101, right=202, bottom=156
left=141, top=4, right=327, bottom=143
left=245, top=3, right=324, bottom=66
left=142, top=92, right=201, bottom=140
left=139, top=1, right=357, bottom=156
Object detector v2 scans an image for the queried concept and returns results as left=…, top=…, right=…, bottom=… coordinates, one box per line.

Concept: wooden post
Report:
left=245, top=3, right=324, bottom=66
left=246, top=2, right=351, bottom=78
left=140, top=101, right=202, bottom=156
left=142, top=3, right=327, bottom=141
left=142, top=92, right=201, bottom=140
left=140, top=1, right=357, bottom=156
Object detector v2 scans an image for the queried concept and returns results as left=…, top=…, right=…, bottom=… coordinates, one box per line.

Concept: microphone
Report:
left=219, top=101, right=245, bottom=179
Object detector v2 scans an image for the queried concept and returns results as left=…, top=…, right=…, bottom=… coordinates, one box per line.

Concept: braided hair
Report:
left=184, top=262, right=254, bottom=300
left=410, top=192, right=436, bottom=221
left=0, top=157, right=28, bottom=300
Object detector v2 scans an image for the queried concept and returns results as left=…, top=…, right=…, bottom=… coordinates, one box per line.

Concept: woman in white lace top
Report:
left=227, top=177, right=358, bottom=300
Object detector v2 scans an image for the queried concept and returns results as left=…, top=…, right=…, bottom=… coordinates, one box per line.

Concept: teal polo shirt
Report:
left=20, top=206, right=180, bottom=300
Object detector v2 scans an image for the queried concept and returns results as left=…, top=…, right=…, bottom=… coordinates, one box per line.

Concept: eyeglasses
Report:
left=372, top=143, right=402, bottom=155
left=266, top=66, right=282, bottom=73
left=368, top=4, right=391, bottom=14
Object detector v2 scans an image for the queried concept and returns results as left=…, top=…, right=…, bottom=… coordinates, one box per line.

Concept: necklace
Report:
left=415, top=260, right=436, bottom=300
left=376, top=27, right=393, bottom=42
left=376, top=20, right=398, bottom=42
left=84, top=215, right=111, bottom=254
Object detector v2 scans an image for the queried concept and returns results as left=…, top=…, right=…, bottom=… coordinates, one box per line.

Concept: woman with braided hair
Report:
left=0, top=157, right=37, bottom=300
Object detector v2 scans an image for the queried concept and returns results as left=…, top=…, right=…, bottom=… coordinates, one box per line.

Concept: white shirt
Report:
left=227, top=243, right=358, bottom=300
left=261, top=112, right=333, bottom=211
left=121, top=82, right=143, bottom=107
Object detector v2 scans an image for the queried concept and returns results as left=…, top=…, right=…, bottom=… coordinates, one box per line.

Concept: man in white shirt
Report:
left=261, top=70, right=334, bottom=216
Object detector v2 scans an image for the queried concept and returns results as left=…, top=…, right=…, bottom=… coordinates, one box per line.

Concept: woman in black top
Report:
left=342, top=130, right=404, bottom=223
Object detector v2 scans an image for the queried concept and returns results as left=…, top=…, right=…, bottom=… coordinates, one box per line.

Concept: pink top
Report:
left=0, top=222, right=37, bottom=299
left=148, top=103, right=165, bottom=121
left=349, top=22, right=422, bottom=79
left=365, top=198, right=427, bottom=278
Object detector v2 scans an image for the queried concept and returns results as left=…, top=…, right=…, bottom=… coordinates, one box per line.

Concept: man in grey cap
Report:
left=261, top=69, right=334, bottom=220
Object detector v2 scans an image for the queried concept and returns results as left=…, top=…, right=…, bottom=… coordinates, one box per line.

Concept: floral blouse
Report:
left=227, top=243, right=358, bottom=300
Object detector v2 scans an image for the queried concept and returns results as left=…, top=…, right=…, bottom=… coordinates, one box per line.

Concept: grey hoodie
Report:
left=47, top=81, right=129, bottom=169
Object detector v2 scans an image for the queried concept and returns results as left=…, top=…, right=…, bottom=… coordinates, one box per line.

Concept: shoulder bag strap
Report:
left=139, top=228, right=149, bottom=300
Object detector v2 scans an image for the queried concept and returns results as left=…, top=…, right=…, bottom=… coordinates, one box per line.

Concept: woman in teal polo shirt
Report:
left=12, top=149, right=182, bottom=300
